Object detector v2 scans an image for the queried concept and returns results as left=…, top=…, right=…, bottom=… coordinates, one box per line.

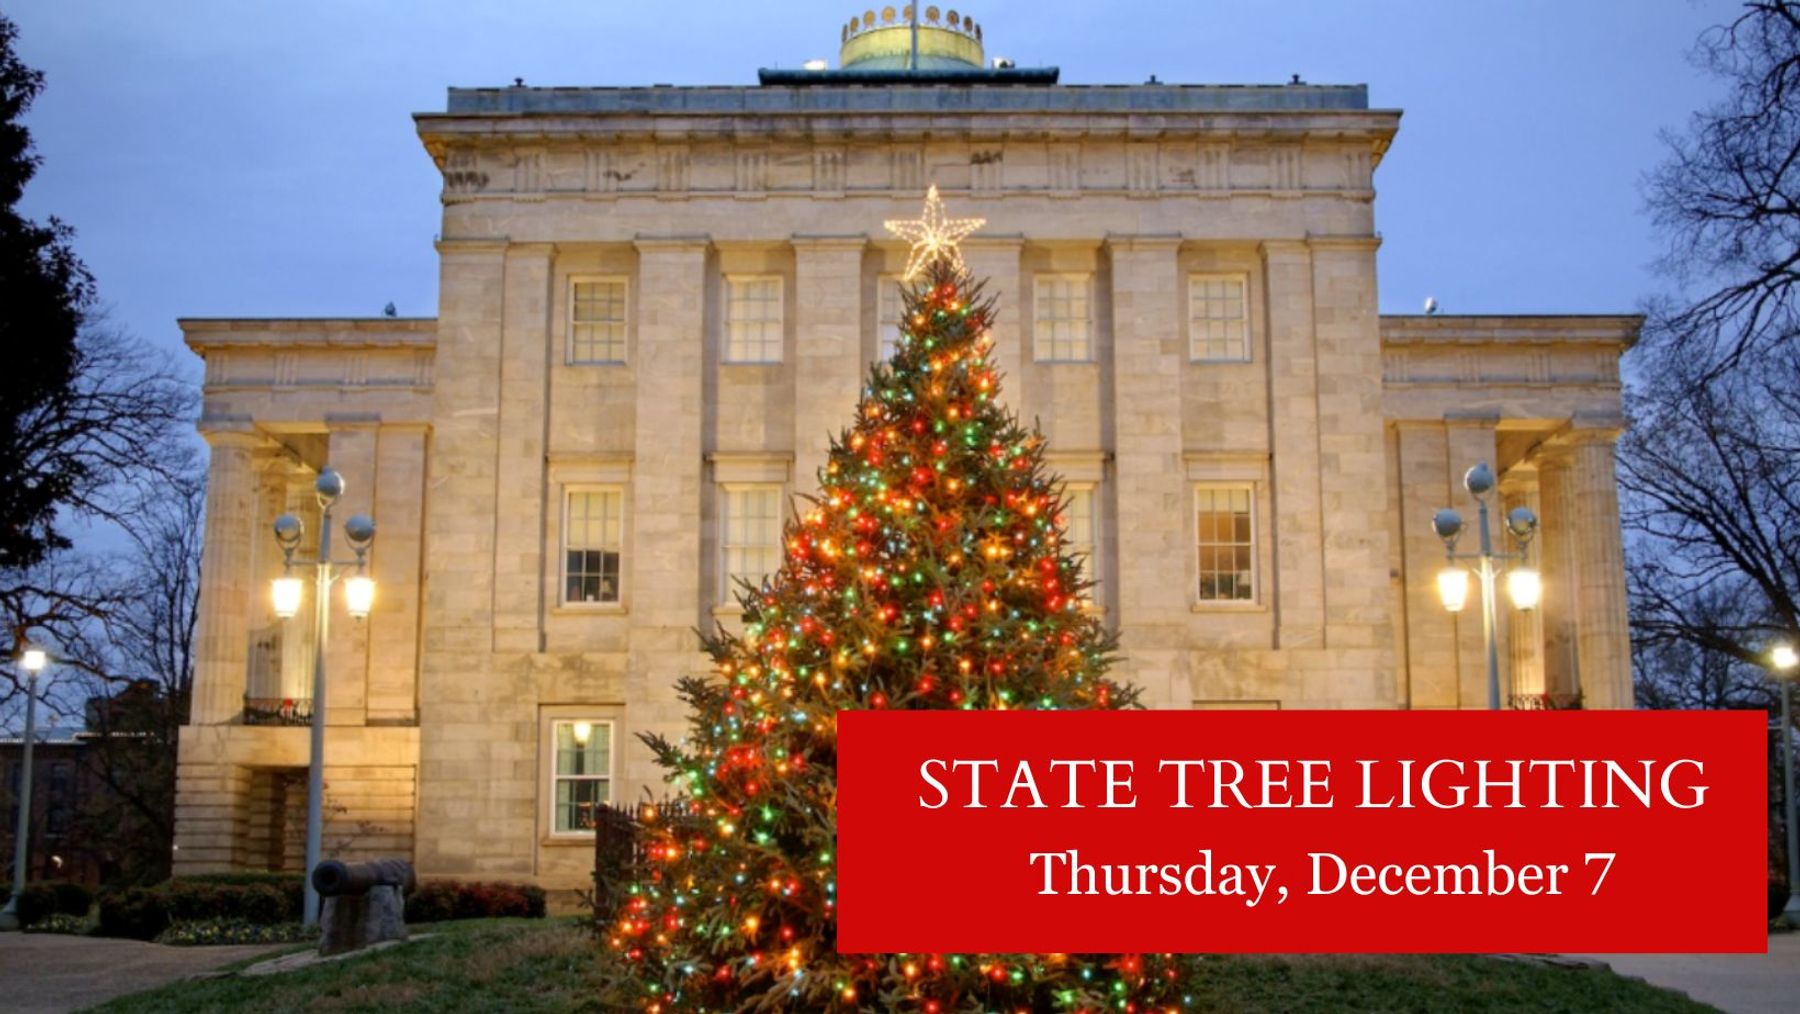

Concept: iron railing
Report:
left=1508, top=692, right=1583, bottom=711
left=592, top=796, right=702, bottom=927
left=242, top=696, right=313, bottom=726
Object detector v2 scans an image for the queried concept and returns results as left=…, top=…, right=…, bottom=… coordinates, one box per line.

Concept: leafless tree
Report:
left=1644, top=1, right=1800, bottom=374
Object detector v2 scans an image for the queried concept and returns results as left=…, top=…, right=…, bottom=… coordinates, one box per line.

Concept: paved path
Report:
left=0, top=932, right=286, bottom=1013
left=1571, top=935, right=1800, bottom=1014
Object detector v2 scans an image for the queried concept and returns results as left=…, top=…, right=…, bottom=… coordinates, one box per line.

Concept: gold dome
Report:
left=840, top=7, right=985, bottom=71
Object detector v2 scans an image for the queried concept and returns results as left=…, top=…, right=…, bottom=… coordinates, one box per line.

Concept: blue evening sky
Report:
left=6, top=0, right=1728, bottom=370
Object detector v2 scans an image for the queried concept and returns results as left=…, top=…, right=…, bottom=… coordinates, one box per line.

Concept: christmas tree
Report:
left=607, top=188, right=1189, bottom=1012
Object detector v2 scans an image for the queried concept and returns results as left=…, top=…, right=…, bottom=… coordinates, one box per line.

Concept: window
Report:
left=1063, top=484, right=1099, bottom=601
left=725, top=276, right=783, bottom=363
left=563, top=489, right=623, bottom=605
left=569, top=278, right=628, bottom=364
left=877, top=274, right=905, bottom=361
left=551, top=719, right=611, bottom=834
left=1034, top=274, right=1093, bottom=361
left=1195, top=485, right=1256, bottom=602
left=1189, top=274, right=1249, bottom=361
left=721, top=485, right=782, bottom=602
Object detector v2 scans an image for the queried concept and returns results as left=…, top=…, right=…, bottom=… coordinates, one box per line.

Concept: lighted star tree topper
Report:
left=605, top=188, right=1198, bottom=1012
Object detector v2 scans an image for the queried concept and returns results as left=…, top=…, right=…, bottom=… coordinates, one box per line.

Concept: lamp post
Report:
left=1, top=644, right=48, bottom=931
left=1432, top=462, right=1541, bottom=710
left=1770, top=643, right=1800, bottom=922
left=271, top=467, right=375, bottom=927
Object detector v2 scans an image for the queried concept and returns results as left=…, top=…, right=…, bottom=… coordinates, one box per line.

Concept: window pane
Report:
left=878, top=276, right=904, bottom=360
left=1190, top=275, right=1249, bottom=361
left=1034, top=276, right=1093, bottom=361
left=571, top=280, right=627, bottom=363
left=556, top=721, right=611, bottom=776
left=564, top=492, right=622, bottom=603
left=1196, top=486, right=1255, bottom=602
left=723, top=486, right=783, bottom=598
left=726, top=277, right=783, bottom=363
left=554, top=777, right=610, bottom=833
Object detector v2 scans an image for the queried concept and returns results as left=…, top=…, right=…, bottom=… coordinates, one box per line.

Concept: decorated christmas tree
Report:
left=607, top=188, right=1189, bottom=1012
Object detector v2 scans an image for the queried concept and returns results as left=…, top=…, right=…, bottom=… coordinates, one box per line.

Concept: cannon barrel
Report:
left=311, top=858, right=417, bottom=897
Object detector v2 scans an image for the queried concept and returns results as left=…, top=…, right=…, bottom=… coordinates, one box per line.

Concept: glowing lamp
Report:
left=573, top=720, right=593, bottom=746
left=344, top=575, right=375, bottom=620
left=20, top=647, right=47, bottom=673
left=271, top=577, right=304, bottom=619
left=1773, top=644, right=1799, bottom=672
left=1507, top=568, right=1542, bottom=611
left=1436, top=568, right=1471, bottom=613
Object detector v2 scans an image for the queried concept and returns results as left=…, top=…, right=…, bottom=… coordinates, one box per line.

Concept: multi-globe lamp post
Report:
left=1432, top=462, right=1541, bottom=710
left=1769, top=643, right=1800, bottom=922
left=269, top=467, right=375, bottom=927
left=0, top=644, right=48, bottom=931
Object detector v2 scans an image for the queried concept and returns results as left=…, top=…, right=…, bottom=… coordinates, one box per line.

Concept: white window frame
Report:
left=1063, top=483, right=1101, bottom=605
left=547, top=717, right=615, bottom=838
left=1194, top=483, right=1258, bottom=605
left=1188, top=273, right=1250, bottom=362
left=724, top=274, right=784, bottom=364
left=877, top=273, right=905, bottom=361
left=719, top=483, right=784, bottom=604
left=1033, top=273, right=1094, bottom=362
left=567, top=276, right=629, bottom=365
left=560, top=486, right=625, bottom=608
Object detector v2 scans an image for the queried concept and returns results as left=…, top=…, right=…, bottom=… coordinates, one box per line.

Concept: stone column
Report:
left=247, top=458, right=292, bottom=702
left=1259, top=240, right=1326, bottom=649
left=191, top=424, right=262, bottom=725
left=1308, top=238, right=1395, bottom=694
left=1536, top=447, right=1582, bottom=701
left=1501, top=463, right=1547, bottom=700
left=1104, top=235, right=1186, bottom=708
left=1394, top=422, right=1457, bottom=708
left=368, top=425, right=428, bottom=724
left=1568, top=427, right=1634, bottom=708
left=791, top=236, right=866, bottom=489
left=627, top=236, right=711, bottom=788
left=963, top=237, right=1026, bottom=396
left=492, top=244, right=556, bottom=656
left=325, top=419, right=379, bottom=726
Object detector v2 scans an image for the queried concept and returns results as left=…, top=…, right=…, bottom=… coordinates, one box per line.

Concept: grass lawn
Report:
left=90, top=918, right=1712, bottom=1013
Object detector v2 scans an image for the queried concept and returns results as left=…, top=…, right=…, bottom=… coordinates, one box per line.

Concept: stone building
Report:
left=173, top=10, right=1637, bottom=890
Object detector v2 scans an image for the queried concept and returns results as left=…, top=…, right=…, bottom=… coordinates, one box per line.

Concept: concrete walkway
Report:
left=0, top=932, right=286, bottom=1013
left=1572, top=934, right=1800, bottom=1014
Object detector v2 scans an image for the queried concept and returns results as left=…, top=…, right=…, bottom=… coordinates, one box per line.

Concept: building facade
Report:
left=173, top=11, right=1637, bottom=890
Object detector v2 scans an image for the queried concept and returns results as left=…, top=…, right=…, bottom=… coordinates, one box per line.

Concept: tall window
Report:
left=1195, top=485, right=1255, bottom=602
left=721, top=485, right=782, bottom=602
left=569, top=278, right=628, bottom=364
left=1189, top=274, right=1249, bottom=361
left=725, top=276, right=783, bottom=363
left=551, top=719, right=611, bottom=834
left=563, top=489, right=623, bottom=605
left=877, top=274, right=905, bottom=361
left=1063, top=484, right=1099, bottom=601
left=1034, top=274, right=1093, bottom=361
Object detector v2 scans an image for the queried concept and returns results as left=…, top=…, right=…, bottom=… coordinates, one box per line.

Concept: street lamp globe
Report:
left=1506, top=568, right=1542, bottom=611
left=1463, top=462, right=1496, bottom=497
left=315, top=468, right=345, bottom=505
left=20, top=647, right=47, bottom=673
left=344, top=575, right=375, bottom=620
left=272, top=577, right=304, bottom=619
left=1437, top=568, right=1471, bottom=613
left=1772, top=643, right=1798, bottom=672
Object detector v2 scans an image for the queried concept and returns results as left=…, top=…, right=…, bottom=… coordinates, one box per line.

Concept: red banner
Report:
left=836, top=710, right=1766, bottom=954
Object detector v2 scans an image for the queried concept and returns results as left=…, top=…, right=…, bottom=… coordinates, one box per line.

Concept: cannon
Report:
left=311, top=857, right=416, bottom=956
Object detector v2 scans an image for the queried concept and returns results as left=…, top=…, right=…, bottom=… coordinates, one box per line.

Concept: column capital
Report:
left=788, top=234, right=868, bottom=253
left=1103, top=233, right=1182, bottom=255
left=963, top=233, right=1026, bottom=252
left=1305, top=234, right=1382, bottom=253
left=633, top=233, right=713, bottom=254
left=1258, top=238, right=1311, bottom=261
left=198, top=418, right=261, bottom=450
